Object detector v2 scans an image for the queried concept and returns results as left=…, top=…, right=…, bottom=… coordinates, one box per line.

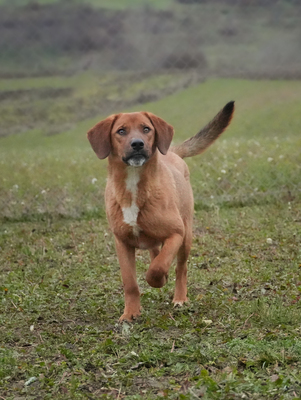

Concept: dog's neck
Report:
left=106, top=151, right=160, bottom=236
left=109, top=150, right=159, bottom=201
left=107, top=150, right=159, bottom=186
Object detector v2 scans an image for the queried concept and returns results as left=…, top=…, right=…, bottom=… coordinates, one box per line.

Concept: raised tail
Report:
left=171, top=101, right=235, bottom=159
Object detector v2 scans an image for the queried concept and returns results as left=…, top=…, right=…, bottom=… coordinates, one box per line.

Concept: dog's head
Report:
left=87, top=112, right=174, bottom=167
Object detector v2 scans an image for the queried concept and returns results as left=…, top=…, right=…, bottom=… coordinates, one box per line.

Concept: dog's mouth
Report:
left=122, top=152, right=149, bottom=167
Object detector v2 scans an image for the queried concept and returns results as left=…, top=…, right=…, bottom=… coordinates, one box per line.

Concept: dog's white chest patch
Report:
left=122, top=167, right=141, bottom=236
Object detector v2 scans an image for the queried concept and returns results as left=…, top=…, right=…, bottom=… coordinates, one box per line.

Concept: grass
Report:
left=1, top=204, right=301, bottom=399
left=1, top=78, right=300, bottom=220
left=0, top=0, right=173, bottom=8
left=1, top=77, right=301, bottom=399
left=0, top=70, right=196, bottom=137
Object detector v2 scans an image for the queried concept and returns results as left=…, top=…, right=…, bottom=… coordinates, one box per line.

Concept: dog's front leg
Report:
left=146, top=233, right=183, bottom=288
left=114, top=237, right=140, bottom=322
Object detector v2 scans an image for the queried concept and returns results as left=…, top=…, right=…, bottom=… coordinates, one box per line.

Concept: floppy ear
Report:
left=87, top=114, right=118, bottom=159
left=143, top=112, right=174, bottom=155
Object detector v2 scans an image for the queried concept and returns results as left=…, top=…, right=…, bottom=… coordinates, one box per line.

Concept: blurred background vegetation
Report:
left=0, top=0, right=300, bottom=221
left=0, top=0, right=301, bottom=136
left=1, top=0, right=300, bottom=78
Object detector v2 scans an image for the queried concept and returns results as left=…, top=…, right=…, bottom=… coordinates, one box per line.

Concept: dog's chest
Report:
left=121, top=167, right=141, bottom=236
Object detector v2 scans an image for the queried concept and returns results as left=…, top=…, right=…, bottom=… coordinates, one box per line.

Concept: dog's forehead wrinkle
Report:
left=116, top=123, right=127, bottom=129
left=116, top=112, right=150, bottom=127
left=113, top=122, right=127, bottom=132
left=130, top=129, right=143, bottom=137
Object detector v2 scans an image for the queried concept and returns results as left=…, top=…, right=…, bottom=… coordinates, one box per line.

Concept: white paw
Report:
left=172, top=299, right=187, bottom=307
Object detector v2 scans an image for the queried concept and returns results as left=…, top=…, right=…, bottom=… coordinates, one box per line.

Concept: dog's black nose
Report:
left=131, top=138, right=144, bottom=151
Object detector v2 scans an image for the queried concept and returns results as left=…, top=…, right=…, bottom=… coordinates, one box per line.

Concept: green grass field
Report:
left=0, top=0, right=173, bottom=8
left=1, top=77, right=301, bottom=399
left=0, top=70, right=197, bottom=138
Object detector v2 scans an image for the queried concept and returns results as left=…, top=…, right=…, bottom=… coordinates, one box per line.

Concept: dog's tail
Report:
left=171, top=101, right=235, bottom=159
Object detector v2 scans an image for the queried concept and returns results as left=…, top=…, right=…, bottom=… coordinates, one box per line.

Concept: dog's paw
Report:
left=119, top=311, right=141, bottom=323
left=172, top=298, right=188, bottom=307
left=145, top=268, right=168, bottom=288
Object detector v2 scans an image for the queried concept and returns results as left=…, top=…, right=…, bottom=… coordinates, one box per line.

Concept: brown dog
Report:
left=87, top=102, right=234, bottom=321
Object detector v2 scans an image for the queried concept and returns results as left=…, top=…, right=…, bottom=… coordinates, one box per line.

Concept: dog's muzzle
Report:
left=122, top=139, right=149, bottom=167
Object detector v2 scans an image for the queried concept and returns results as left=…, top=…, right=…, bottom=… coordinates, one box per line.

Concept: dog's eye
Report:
left=117, top=128, right=126, bottom=135
left=143, top=127, right=150, bottom=133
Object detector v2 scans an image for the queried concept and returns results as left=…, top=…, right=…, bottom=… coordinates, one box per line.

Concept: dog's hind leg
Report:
left=149, top=246, right=160, bottom=261
left=172, top=232, right=191, bottom=306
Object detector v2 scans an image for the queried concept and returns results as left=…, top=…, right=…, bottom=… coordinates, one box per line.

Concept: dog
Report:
left=87, top=101, right=234, bottom=321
